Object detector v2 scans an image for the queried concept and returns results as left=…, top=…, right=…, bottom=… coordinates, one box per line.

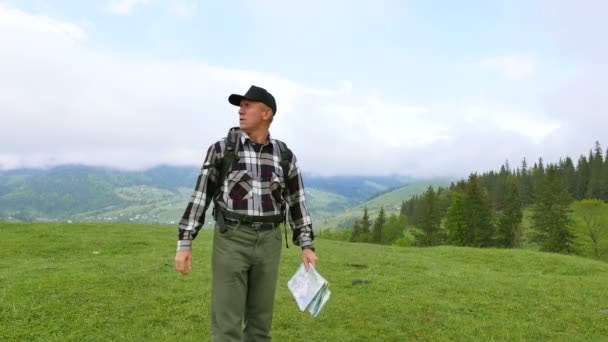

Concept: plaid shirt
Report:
left=177, top=130, right=314, bottom=251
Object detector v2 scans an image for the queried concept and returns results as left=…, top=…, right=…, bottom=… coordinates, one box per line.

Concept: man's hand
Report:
left=175, top=251, right=193, bottom=275
left=301, top=249, right=318, bottom=272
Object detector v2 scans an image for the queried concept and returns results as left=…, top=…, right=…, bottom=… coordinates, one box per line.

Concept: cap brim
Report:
left=228, top=94, right=244, bottom=106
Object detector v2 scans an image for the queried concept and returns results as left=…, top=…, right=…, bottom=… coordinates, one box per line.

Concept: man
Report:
left=175, top=85, right=318, bottom=341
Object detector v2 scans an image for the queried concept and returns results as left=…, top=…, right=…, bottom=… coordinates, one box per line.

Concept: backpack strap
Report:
left=275, top=139, right=292, bottom=248
left=209, top=127, right=240, bottom=220
left=275, top=140, right=291, bottom=182
left=218, top=127, right=241, bottom=193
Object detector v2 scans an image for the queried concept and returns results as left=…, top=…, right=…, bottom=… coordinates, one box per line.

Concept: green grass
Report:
left=1, top=222, right=608, bottom=341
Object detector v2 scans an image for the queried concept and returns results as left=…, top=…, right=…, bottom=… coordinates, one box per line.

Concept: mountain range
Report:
left=0, top=165, right=450, bottom=230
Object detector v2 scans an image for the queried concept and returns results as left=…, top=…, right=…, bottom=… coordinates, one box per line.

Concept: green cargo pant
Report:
left=211, top=219, right=283, bottom=342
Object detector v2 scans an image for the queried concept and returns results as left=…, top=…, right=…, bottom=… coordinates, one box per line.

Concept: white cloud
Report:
left=461, top=104, right=560, bottom=141
left=530, top=0, right=608, bottom=62
left=0, top=3, right=84, bottom=42
left=107, top=0, right=149, bottom=15
left=0, top=4, right=606, bottom=179
left=482, top=55, right=537, bottom=80
left=169, top=0, right=198, bottom=17
left=461, top=55, right=537, bottom=81
left=323, top=99, right=439, bottom=148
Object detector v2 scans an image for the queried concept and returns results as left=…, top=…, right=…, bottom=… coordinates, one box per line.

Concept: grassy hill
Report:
left=317, top=178, right=452, bottom=231
left=303, top=174, right=411, bottom=201
left=2, top=222, right=607, bottom=340
left=305, top=188, right=356, bottom=222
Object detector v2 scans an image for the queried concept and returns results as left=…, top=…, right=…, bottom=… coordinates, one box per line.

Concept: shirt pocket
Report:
left=270, top=172, right=284, bottom=204
left=226, top=170, right=253, bottom=201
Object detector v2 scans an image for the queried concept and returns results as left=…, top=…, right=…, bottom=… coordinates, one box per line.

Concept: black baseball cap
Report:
left=228, top=85, right=277, bottom=115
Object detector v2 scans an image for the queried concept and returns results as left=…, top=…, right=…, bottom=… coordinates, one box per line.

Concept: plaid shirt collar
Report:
left=239, top=130, right=273, bottom=147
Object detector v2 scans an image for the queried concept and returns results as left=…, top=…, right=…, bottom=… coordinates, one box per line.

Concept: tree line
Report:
left=321, top=142, right=608, bottom=258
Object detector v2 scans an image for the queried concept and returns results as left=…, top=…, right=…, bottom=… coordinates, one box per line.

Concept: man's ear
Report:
left=264, top=108, right=274, bottom=120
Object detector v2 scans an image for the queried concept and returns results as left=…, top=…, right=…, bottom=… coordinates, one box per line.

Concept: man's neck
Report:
left=243, top=128, right=270, bottom=144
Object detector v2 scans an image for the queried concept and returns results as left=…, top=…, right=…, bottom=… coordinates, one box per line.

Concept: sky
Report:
left=1, top=0, right=607, bottom=178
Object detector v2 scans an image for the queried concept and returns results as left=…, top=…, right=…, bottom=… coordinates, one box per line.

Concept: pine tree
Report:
left=496, top=178, right=523, bottom=248
left=483, top=171, right=497, bottom=209
left=444, top=192, right=468, bottom=246
left=402, top=196, right=417, bottom=219
left=382, top=213, right=407, bottom=245
left=601, top=148, right=608, bottom=202
left=519, top=157, right=532, bottom=205
left=413, top=186, right=444, bottom=246
left=586, top=142, right=603, bottom=199
left=575, top=155, right=590, bottom=200
left=437, top=188, right=452, bottom=215
left=531, top=157, right=545, bottom=202
left=463, top=174, right=495, bottom=247
left=494, top=161, right=511, bottom=210
left=372, top=206, right=386, bottom=244
left=561, top=156, right=577, bottom=197
left=531, top=165, right=575, bottom=253
left=410, top=195, right=423, bottom=227
left=350, top=219, right=362, bottom=242
left=451, top=179, right=467, bottom=192
left=359, top=207, right=372, bottom=243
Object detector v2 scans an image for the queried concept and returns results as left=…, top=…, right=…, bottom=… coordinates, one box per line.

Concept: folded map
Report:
left=287, top=263, right=331, bottom=317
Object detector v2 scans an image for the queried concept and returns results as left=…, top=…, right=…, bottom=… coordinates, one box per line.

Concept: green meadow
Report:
left=1, top=222, right=607, bottom=341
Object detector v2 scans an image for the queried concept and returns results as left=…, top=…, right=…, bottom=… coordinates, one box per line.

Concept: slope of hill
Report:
left=303, top=174, right=413, bottom=201
left=2, top=222, right=607, bottom=340
left=317, top=178, right=452, bottom=231
left=305, top=188, right=356, bottom=222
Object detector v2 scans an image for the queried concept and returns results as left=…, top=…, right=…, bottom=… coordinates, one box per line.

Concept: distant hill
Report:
left=0, top=165, right=196, bottom=222
left=0, top=165, right=435, bottom=225
left=303, top=175, right=413, bottom=201
left=316, top=178, right=452, bottom=231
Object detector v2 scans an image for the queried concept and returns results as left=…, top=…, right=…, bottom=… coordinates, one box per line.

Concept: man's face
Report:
left=238, top=99, right=270, bottom=132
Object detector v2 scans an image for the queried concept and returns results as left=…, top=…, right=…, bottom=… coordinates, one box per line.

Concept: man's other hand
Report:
left=301, top=249, right=318, bottom=271
left=175, top=251, right=193, bottom=275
